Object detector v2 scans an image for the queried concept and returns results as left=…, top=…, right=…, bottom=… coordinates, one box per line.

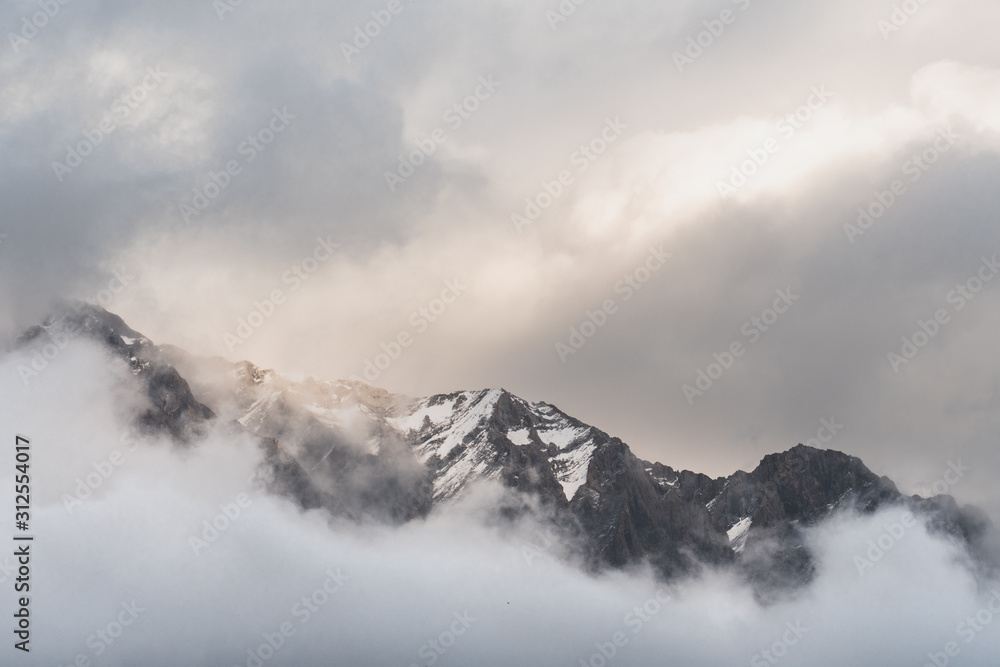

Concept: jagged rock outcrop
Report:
left=16, top=303, right=213, bottom=441
left=14, top=302, right=997, bottom=597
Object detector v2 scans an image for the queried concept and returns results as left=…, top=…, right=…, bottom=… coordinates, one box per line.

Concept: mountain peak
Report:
left=16, top=302, right=211, bottom=442
left=13, top=307, right=996, bottom=595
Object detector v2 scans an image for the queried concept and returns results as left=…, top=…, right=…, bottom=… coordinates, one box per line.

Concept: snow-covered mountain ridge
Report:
left=13, top=303, right=997, bottom=595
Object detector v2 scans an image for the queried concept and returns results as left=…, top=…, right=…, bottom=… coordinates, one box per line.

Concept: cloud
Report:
left=0, top=340, right=998, bottom=665
left=2, top=0, right=1000, bottom=562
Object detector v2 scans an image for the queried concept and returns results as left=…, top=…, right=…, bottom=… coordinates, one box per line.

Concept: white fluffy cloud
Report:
left=0, top=339, right=998, bottom=665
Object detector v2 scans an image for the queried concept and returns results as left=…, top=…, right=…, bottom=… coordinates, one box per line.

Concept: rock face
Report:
left=571, top=438, right=733, bottom=578
left=16, top=303, right=997, bottom=595
left=16, top=303, right=214, bottom=441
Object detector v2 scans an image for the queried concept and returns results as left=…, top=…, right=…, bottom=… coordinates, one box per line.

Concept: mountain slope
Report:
left=14, top=302, right=997, bottom=595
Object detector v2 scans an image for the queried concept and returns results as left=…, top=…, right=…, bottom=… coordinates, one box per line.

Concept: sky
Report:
left=3, top=0, right=1000, bottom=520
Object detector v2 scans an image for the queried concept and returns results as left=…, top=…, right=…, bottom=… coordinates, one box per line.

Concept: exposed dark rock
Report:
left=17, top=303, right=998, bottom=599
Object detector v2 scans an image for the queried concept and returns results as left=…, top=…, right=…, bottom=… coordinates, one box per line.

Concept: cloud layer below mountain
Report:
left=4, top=0, right=1000, bottom=522
left=1, top=339, right=999, bottom=665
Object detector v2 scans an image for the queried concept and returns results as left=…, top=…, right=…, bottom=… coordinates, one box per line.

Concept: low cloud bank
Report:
left=0, top=342, right=997, bottom=666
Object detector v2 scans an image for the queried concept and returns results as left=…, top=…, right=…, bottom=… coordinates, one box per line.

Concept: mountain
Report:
left=12, top=302, right=997, bottom=597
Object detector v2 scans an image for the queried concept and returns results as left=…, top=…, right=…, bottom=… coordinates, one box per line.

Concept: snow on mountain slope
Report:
left=509, top=398, right=599, bottom=501
left=15, top=303, right=998, bottom=597
left=390, top=389, right=504, bottom=500
left=385, top=388, right=602, bottom=502
left=396, top=389, right=502, bottom=462
left=727, top=517, right=753, bottom=554
left=552, top=442, right=596, bottom=501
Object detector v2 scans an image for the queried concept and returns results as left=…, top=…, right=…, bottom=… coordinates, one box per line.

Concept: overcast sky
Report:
left=3, top=0, right=1000, bottom=516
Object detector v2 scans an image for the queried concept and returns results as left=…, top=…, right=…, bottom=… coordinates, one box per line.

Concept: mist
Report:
left=1, top=338, right=998, bottom=666
left=3, top=0, right=1000, bottom=663
left=2, top=0, right=1000, bottom=512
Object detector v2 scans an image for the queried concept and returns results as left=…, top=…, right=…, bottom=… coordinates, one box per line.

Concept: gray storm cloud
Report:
left=2, top=0, right=1000, bottom=575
